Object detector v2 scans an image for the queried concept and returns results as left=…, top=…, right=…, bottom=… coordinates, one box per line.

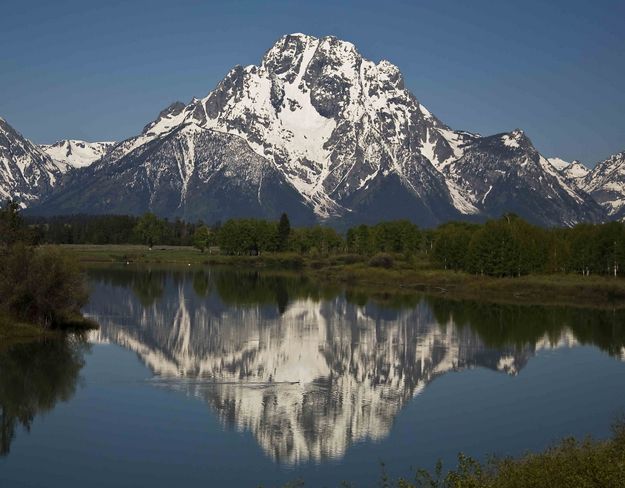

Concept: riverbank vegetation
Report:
left=371, top=421, right=625, bottom=488
left=28, top=212, right=625, bottom=278
left=22, top=210, right=625, bottom=307
left=0, top=200, right=94, bottom=339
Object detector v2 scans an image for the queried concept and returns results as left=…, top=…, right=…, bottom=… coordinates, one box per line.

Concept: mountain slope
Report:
left=37, top=123, right=316, bottom=223
left=30, top=33, right=607, bottom=226
left=0, top=117, right=63, bottom=207
left=40, top=139, right=115, bottom=169
left=548, top=157, right=591, bottom=188
left=584, top=151, right=625, bottom=219
left=441, top=130, right=603, bottom=226
left=30, top=34, right=480, bottom=224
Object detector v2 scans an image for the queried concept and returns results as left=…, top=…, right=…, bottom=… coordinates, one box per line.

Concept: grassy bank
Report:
left=0, top=313, right=98, bottom=346
left=0, top=314, right=56, bottom=346
left=295, top=422, right=625, bottom=488
left=1, top=243, right=99, bottom=344
left=59, top=244, right=625, bottom=309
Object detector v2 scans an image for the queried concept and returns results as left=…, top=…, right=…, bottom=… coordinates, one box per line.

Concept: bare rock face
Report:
left=23, top=34, right=610, bottom=226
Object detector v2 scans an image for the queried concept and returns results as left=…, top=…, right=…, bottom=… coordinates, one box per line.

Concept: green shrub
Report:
left=369, top=253, right=394, bottom=268
left=391, top=421, right=625, bottom=488
left=0, top=244, right=89, bottom=328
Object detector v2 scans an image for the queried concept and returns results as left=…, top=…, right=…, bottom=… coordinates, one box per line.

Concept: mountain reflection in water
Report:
left=83, top=266, right=625, bottom=465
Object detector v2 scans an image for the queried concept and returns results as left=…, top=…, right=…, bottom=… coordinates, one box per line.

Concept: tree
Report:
left=277, top=213, right=291, bottom=252
left=432, top=222, right=476, bottom=271
left=193, top=226, right=212, bottom=253
left=467, top=218, right=520, bottom=277
left=134, top=213, right=165, bottom=249
left=0, top=244, right=88, bottom=327
left=0, top=198, right=27, bottom=246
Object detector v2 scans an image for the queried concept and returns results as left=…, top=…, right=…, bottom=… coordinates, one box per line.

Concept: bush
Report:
left=0, top=244, right=89, bottom=328
left=390, top=420, right=625, bottom=488
left=369, top=253, right=394, bottom=269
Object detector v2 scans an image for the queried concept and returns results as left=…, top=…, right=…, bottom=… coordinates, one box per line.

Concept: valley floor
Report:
left=60, top=244, right=625, bottom=309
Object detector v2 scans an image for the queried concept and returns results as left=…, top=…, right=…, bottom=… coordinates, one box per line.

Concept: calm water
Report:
left=1, top=266, right=625, bottom=487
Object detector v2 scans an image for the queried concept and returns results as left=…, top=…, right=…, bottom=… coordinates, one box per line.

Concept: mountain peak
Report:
left=16, top=34, right=612, bottom=227
left=0, top=116, right=61, bottom=206
left=40, top=139, right=115, bottom=169
left=500, top=129, right=532, bottom=150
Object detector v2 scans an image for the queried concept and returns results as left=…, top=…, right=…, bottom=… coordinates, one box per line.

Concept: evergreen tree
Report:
left=0, top=199, right=26, bottom=246
left=277, top=213, right=291, bottom=252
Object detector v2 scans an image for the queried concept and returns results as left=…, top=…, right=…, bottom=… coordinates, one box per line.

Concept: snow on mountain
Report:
left=584, top=151, right=625, bottom=219
left=440, top=129, right=603, bottom=226
left=562, top=160, right=590, bottom=185
left=36, top=122, right=317, bottom=223
left=27, top=34, right=610, bottom=226
left=548, top=157, right=570, bottom=171
left=548, top=157, right=591, bottom=187
left=34, top=34, right=480, bottom=224
left=0, top=117, right=64, bottom=207
left=40, top=139, right=115, bottom=170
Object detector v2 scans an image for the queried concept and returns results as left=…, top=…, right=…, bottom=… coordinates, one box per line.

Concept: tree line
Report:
left=19, top=205, right=625, bottom=278
left=25, top=214, right=200, bottom=247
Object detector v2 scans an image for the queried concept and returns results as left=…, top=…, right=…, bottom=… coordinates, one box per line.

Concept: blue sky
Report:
left=1, top=0, right=623, bottom=165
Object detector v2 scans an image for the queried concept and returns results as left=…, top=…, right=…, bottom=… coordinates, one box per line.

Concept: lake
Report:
left=1, top=265, right=625, bottom=487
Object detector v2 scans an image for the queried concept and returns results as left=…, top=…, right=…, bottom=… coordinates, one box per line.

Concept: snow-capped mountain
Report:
left=583, top=151, right=625, bottom=219
left=21, top=34, right=613, bottom=226
left=440, top=130, right=603, bottom=226
left=548, top=157, right=591, bottom=187
left=547, top=157, right=570, bottom=172
left=563, top=160, right=590, bottom=184
left=40, top=139, right=115, bottom=169
left=0, top=117, right=63, bottom=207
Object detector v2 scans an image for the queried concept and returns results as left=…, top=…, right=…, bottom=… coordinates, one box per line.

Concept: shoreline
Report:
left=0, top=314, right=58, bottom=346
left=60, top=244, right=625, bottom=310
left=0, top=313, right=98, bottom=346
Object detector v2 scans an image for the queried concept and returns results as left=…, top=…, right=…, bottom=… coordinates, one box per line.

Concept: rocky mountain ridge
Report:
left=2, top=33, right=623, bottom=226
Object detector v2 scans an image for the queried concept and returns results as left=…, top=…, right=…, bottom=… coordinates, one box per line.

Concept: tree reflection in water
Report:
left=0, top=338, right=87, bottom=456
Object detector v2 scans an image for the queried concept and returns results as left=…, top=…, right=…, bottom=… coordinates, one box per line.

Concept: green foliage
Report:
left=385, top=421, right=625, bottom=487
left=193, top=225, right=212, bottom=252
left=22, top=209, right=625, bottom=279
left=0, top=244, right=89, bottom=328
left=346, top=220, right=421, bottom=255
left=0, top=203, right=90, bottom=330
left=431, top=222, right=477, bottom=271
left=134, top=213, right=168, bottom=249
left=27, top=214, right=199, bottom=246
left=430, top=215, right=625, bottom=278
left=277, top=213, right=291, bottom=251
left=217, top=219, right=278, bottom=255
left=288, top=226, right=344, bottom=255
left=0, top=199, right=31, bottom=246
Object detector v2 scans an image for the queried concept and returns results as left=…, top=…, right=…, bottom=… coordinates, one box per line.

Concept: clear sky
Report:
left=1, top=0, right=623, bottom=165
